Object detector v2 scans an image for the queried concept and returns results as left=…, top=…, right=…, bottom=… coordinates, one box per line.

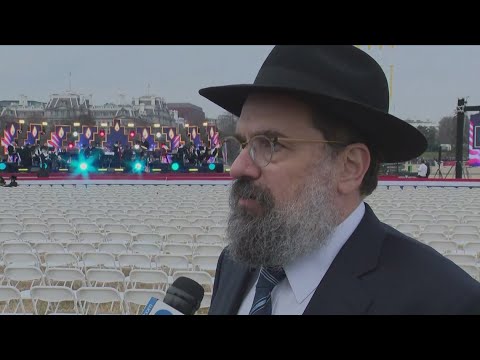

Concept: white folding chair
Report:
left=44, top=253, right=79, bottom=269
left=154, top=255, right=190, bottom=275
left=67, top=243, right=97, bottom=257
left=163, top=244, right=193, bottom=257
left=0, top=286, right=27, bottom=314
left=2, top=241, right=34, bottom=254
left=86, top=269, right=126, bottom=291
left=118, top=254, right=152, bottom=273
left=0, top=232, right=18, bottom=243
left=194, top=245, right=224, bottom=257
left=135, top=233, right=163, bottom=244
left=3, top=266, right=44, bottom=299
left=49, top=232, right=77, bottom=244
left=82, top=252, right=117, bottom=270
left=30, top=286, right=79, bottom=315
left=192, top=255, right=219, bottom=274
left=44, top=268, right=86, bottom=290
left=130, top=243, right=162, bottom=256
left=126, top=269, right=169, bottom=291
left=76, top=287, right=125, bottom=315
left=3, top=252, right=40, bottom=267
left=166, top=233, right=194, bottom=244
left=196, top=234, right=224, bottom=245
left=124, top=289, right=166, bottom=315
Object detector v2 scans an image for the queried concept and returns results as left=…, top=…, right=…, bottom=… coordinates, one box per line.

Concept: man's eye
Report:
left=273, top=142, right=284, bottom=151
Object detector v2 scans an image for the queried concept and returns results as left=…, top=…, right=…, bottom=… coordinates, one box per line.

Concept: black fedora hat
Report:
left=199, top=45, right=427, bottom=163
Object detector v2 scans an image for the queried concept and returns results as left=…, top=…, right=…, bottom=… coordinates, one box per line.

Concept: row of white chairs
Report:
left=0, top=242, right=224, bottom=258
left=0, top=285, right=211, bottom=315
left=1, top=267, right=213, bottom=294
left=0, top=232, right=226, bottom=244
left=0, top=221, right=225, bottom=234
left=0, top=252, right=219, bottom=275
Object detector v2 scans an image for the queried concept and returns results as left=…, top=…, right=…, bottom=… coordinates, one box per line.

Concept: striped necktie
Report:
left=249, top=267, right=286, bottom=315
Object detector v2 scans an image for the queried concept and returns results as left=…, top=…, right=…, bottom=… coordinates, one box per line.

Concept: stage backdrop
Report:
left=1, top=123, right=20, bottom=154
left=469, top=113, right=480, bottom=167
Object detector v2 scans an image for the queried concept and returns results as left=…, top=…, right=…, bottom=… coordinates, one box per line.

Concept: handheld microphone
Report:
left=143, top=276, right=205, bottom=315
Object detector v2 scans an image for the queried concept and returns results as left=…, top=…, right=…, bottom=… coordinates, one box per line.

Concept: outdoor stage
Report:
left=1, top=172, right=480, bottom=187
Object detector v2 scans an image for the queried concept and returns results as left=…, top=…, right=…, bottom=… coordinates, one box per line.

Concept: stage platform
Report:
left=1, top=172, right=480, bottom=187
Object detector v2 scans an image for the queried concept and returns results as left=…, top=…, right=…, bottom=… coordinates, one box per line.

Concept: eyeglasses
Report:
left=222, top=134, right=346, bottom=168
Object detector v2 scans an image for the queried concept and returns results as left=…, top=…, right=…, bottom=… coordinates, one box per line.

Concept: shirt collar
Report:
left=284, top=202, right=366, bottom=304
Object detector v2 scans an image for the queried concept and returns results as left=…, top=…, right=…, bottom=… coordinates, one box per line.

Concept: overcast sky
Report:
left=0, top=45, right=479, bottom=123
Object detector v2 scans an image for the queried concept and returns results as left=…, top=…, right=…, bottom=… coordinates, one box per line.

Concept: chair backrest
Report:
left=135, top=233, right=163, bottom=244
left=66, top=243, right=97, bottom=256
left=124, top=289, right=166, bottom=315
left=50, top=232, right=77, bottom=244
left=86, top=269, right=126, bottom=291
left=118, top=254, right=152, bottom=270
left=2, top=241, right=34, bottom=254
left=207, top=227, right=226, bottom=237
left=192, top=255, right=219, bottom=272
left=98, top=243, right=128, bottom=256
left=166, top=233, right=193, bottom=244
left=130, top=243, right=162, bottom=256
left=163, top=244, right=193, bottom=257
left=4, top=266, right=44, bottom=291
left=76, top=223, right=102, bottom=233
left=0, top=286, right=26, bottom=314
left=44, top=267, right=86, bottom=289
left=195, top=245, right=224, bottom=257
left=30, top=286, right=79, bottom=314
left=0, top=232, right=18, bottom=242
left=3, top=252, right=40, bottom=267
left=427, top=241, right=458, bottom=254
left=104, top=232, right=133, bottom=245
left=196, top=234, right=224, bottom=245
left=127, top=269, right=169, bottom=290
left=82, top=252, right=117, bottom=269
left=77, top=232, right=105, bottom=244
left=76, top=287, right=124, bottom=315
left=129, top=225, right=153, bottom=234
left=154, top=255, right=190, bottom=275
left=24, top=224, right=49, bottom=233
left=18, top=231, right=48, bottom=243
left=44, top=253, right=79, bottom=269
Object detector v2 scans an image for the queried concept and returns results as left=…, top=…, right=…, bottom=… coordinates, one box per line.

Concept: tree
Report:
left=416, top=125, right=438, bottom=152
left=438, top=115, right=469, bottom=148
left=217, top=112, right=238, bottom=137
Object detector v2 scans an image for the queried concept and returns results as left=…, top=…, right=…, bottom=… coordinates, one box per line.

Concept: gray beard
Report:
left=226, top=164, right=341, bottom=269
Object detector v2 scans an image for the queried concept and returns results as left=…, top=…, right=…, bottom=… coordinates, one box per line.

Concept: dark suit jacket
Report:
left=209, top=204, right=480, bottom=315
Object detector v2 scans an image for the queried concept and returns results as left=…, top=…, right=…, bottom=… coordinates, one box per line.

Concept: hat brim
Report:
left=199, top=84, right=427, bottom=163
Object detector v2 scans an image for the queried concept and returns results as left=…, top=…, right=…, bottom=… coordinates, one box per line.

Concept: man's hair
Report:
left=310, top=104, right=381, bottom=197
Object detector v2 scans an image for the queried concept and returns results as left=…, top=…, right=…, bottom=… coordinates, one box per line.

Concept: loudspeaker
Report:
left=37, top=169, right=50, bottom=178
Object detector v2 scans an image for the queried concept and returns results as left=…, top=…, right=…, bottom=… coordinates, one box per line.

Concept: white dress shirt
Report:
left=417, top=163, right=427, bottom=177
left=237, top=202, right=366, bottom=315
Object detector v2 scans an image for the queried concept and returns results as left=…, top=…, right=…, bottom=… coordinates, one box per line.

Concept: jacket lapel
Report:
left=209, top=262, right=258, bottom=315
left=303, top=203, right=385, bottom=315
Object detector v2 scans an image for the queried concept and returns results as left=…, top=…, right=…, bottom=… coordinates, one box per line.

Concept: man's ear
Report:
left=336, top=144, right=371, bottom=195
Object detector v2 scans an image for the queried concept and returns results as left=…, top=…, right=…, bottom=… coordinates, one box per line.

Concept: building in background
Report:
left=167, top=103, right=205, bottom=127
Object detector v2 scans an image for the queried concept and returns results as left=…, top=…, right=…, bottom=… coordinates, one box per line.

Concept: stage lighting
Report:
left=208, top=163, right=216, bottom=171
left=99, top=129, right=105, bottom=137
left=129, top=130, right=135, bottom=138
left=134, top=162, right=143, bottom=172
left=79, top=162, right=88, bottom=171
left=73, top=131, right=78, bottom=137
left=171, top=162, right=180, bottom=171
left=68, top=142, right=74, bottom=149
left=134, top=144, right=140, bottom=150
left=156, top=132, right=162, bottom=139
left=0, top=163, right=6, bottom=171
